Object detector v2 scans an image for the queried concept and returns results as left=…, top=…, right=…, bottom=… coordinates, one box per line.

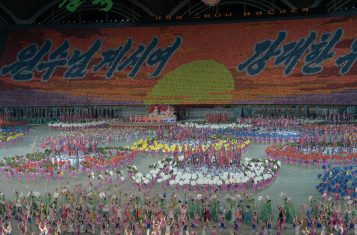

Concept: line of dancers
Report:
left=0, top=183, right=355, bottom=235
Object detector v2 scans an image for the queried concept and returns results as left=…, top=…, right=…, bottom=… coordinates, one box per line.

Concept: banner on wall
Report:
left=0, top=16, right=356, bottom=107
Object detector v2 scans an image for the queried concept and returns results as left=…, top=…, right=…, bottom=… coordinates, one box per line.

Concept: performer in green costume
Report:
left=189, top=199, right=195, bottom=220
left=210, top=198, right=219, bottom=223
left=284, top=197, right=295, bottom=224
left=224, top=198, right=233, bottom=223
left=260, top=198, right=272, bottom=223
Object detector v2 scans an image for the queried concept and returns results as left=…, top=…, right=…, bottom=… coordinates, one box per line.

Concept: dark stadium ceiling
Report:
left=0, top=0, right=356, bottom=25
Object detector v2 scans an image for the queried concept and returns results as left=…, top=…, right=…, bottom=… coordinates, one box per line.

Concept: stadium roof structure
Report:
left=0, top=0, right=356, bottom=25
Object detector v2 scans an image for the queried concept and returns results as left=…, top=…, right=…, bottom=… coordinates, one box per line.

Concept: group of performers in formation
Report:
left=0, top=183, right=355, bottom=235
left=40, top=136, right=98, bottom=156
left=0, top=114, right=29, bottom=148
left=0, top=113, right=356, bottom=234
left=317, top=165, right=357, bottom=200
left=206, top=113, right=229, bottom=124
left=299, top=125, right=357, bottom=152
left=175, top=142, right=242, bottom=169
left=246, top=117, right=299, bottom=131
left=39, top=127, right=151, bottom=154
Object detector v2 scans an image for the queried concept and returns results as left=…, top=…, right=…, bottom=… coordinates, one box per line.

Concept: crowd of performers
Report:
left=174, top=141, right=243, bottom=169
left=206, top=113, right=229, bottom=124
left=166, top=124, right=300, bottom=144
left=0, top=183, right=355, bottom=235
left=0, top=129, right=25, bottom=148
left=316, top=113, right=355, bottom=124
left=48, top=121, right=109, bottom=131
left=299, top=125, right=357, bottom=151
left=59, top=113, right=98, bottom=123
left=265, top=124, right=357, bottom=168
left=0, top=127, right=29, bottom=148
left=40, top=136, right=99, bottom=156
left=242, top=117, right=299, bottom=131
left=0, top=115, right=356, bottom=234
left=0, top=114, right=29, bottom=148
left=39, top=127, right=154, bottom=154
left=132, top=138, right=247, bottom=169
left=317, top=165, right=357, bottom=200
